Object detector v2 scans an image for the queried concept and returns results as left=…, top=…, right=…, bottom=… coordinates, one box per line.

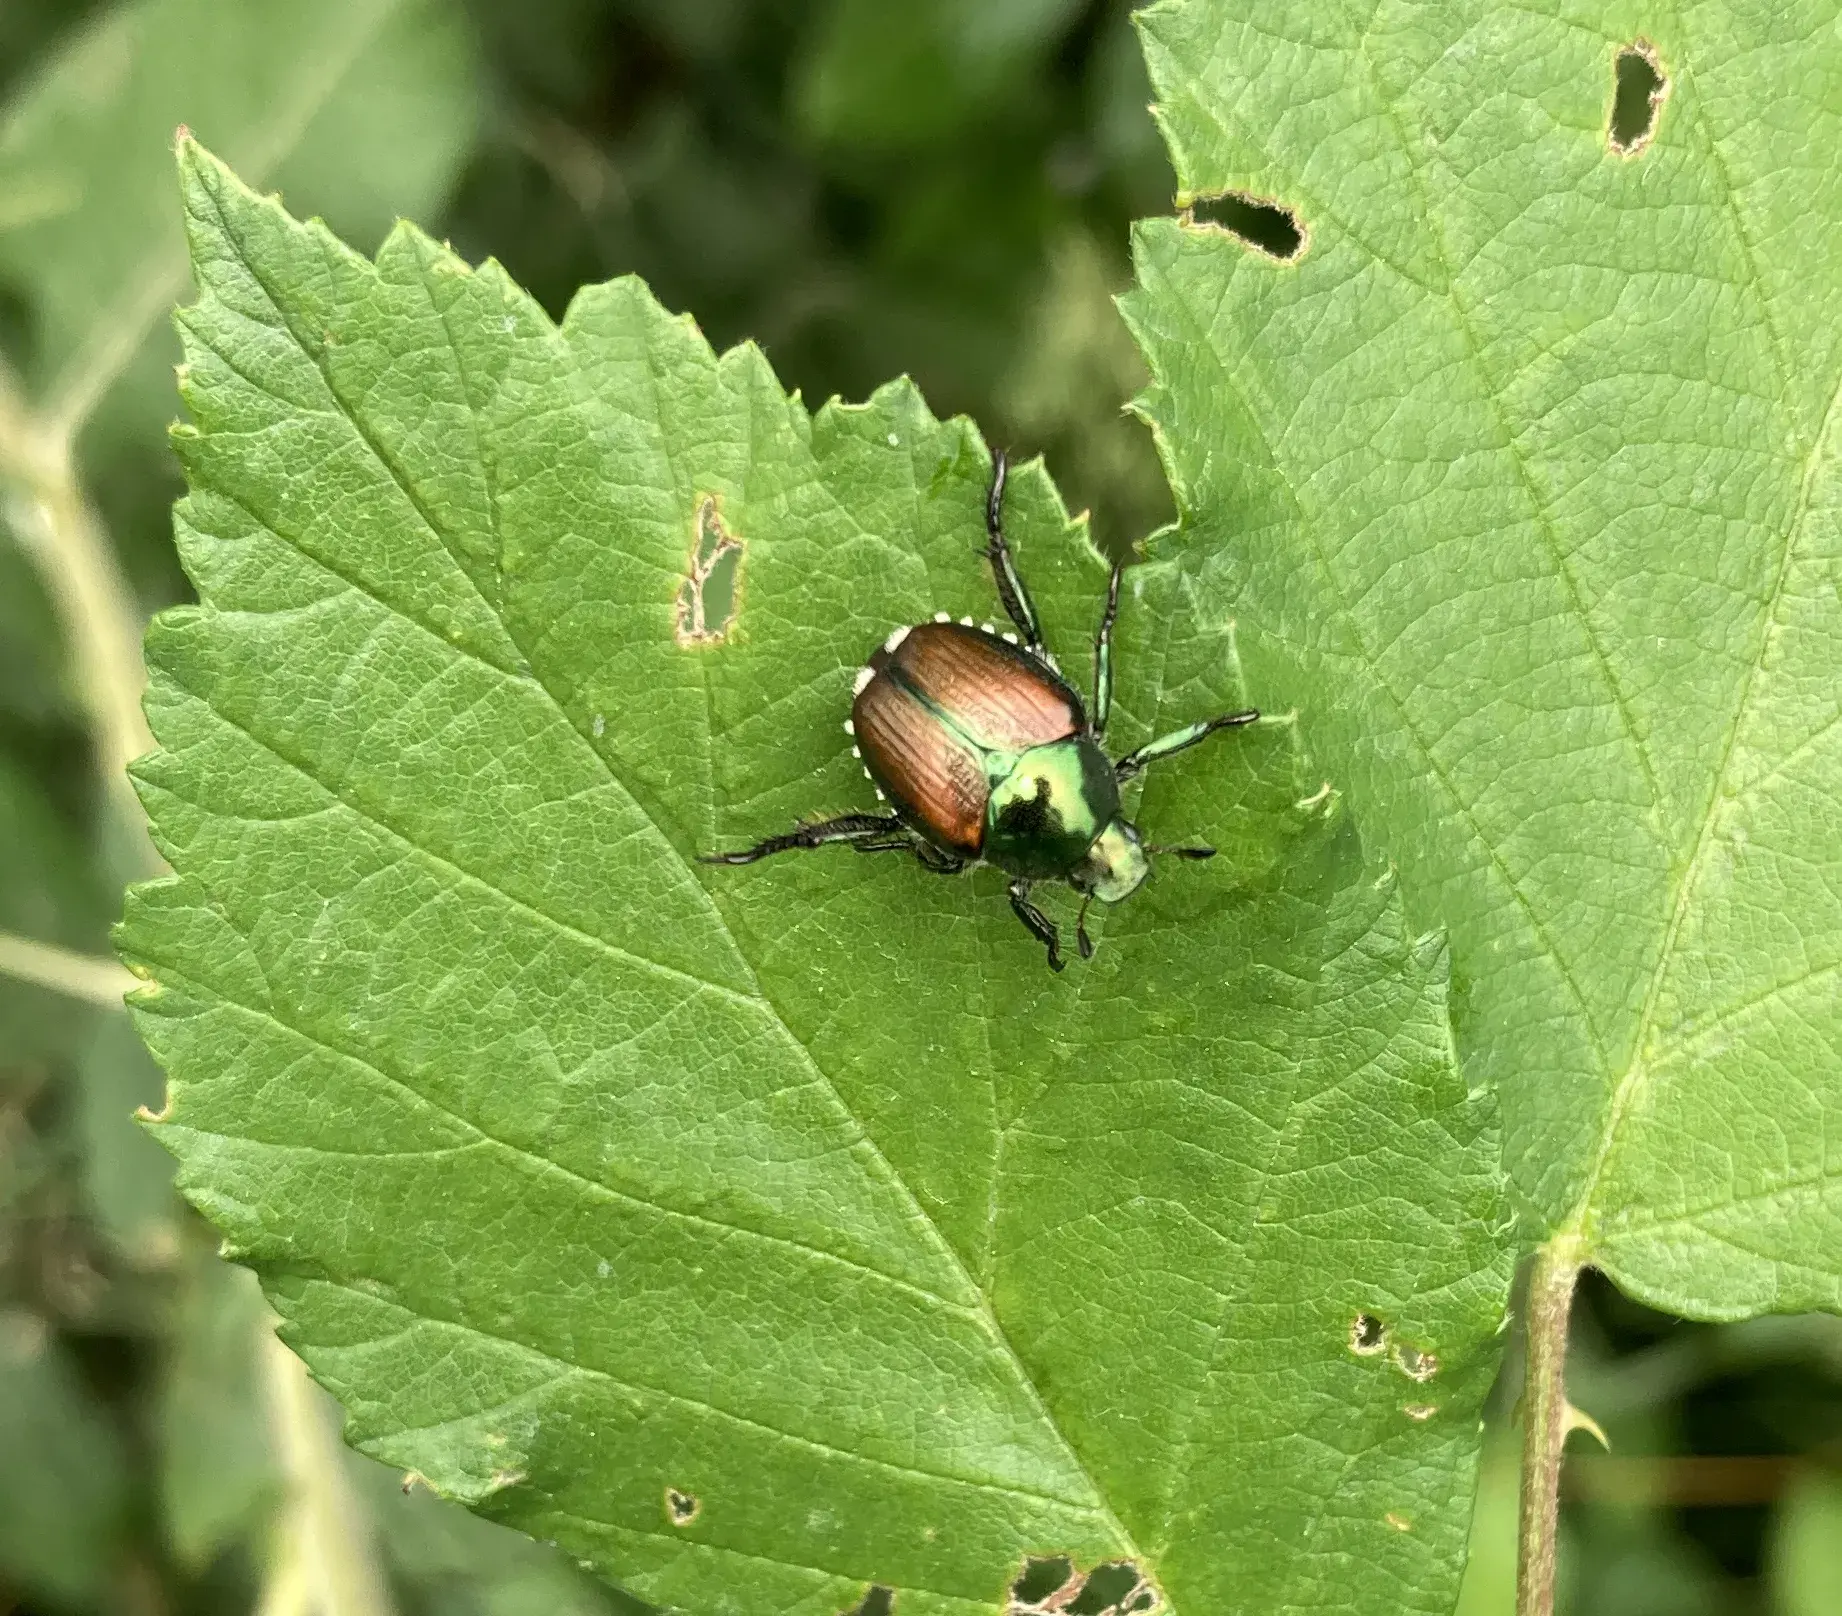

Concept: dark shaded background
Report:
left=0, top=3, right=1836, bottom=1613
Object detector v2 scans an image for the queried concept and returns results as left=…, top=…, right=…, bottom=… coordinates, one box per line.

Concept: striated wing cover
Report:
left=853, top=670, right=989, bottom=856
left=885, top=623, right=1083, bottom=750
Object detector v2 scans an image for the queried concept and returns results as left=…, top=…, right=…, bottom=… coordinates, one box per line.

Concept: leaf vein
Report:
left=145, top=956, right=969, bottom=1314
left=308, top=1278, right=1112, bottom=1516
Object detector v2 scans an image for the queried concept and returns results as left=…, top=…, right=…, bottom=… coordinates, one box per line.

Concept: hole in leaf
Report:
left=675, top=497, right=744, bottom=645
left=841, top=1586, right=894, bottom=1616
left=1011, top=1558, right=1074, bottom=1606
left=1186, top=192, right=1304, bottom=259
left=1066, top=1563, right=1149, bottom=1615
left=665, top=1486, right=699, bottom=1524
left=1009, top=1557, right=1158, bottom=1615
left=1350, top=1313, right=1386, bottom=1355
left=1608, top=42, right=1669, bottom=154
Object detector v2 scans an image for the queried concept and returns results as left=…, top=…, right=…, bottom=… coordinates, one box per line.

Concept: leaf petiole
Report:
left=1516, top=1235, right=1587, bottom=1616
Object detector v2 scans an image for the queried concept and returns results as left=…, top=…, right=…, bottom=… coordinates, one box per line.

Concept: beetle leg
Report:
left=912, top=842, right=968, bottom=876
left=983, top=449, right=1047, bottom=654
left=1008, top=879, right=1064, bottom=972
left=850, top=837, right=918, bottom=854
left=1114, top=709, right=1259, bottom=781
left=1075, top=891, right=1096, bottom=960
left=699, top=812, right=905, bottom=864
left=1149, top=844, right=1216, bottom=860
left=1092, top=562, right=1123, bottom=738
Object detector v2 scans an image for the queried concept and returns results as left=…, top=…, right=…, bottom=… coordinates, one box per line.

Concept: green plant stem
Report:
left=258, top=1323, right=395, bottom=1616
left=1518, top=1236, right=1585, bottom=1616
left=0, top=361, right=158, bottom=873
left=0, top=927, right=138, bottom=1005
left=2, top=351, right=390, bottom=1616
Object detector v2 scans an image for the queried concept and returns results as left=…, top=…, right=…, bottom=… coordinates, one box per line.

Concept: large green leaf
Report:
left=1124, top=0, right=1842, bottom=1316
left=123, top=144, right=1511, bottom=1614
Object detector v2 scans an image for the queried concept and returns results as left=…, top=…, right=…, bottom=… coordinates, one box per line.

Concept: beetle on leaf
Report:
left=702, top=451, right=1258, bottom=970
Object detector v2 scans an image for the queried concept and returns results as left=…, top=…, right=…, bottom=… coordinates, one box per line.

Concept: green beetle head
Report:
left=1078, top=816, right=1151, bottom=904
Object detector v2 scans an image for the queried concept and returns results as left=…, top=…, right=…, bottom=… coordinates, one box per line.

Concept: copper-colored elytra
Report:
left=853, top=672, right=988, bottom=856
left=883, top=622, right=1081, bottom=750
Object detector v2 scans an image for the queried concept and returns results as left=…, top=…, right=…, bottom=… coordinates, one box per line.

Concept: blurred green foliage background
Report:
left=0, top=2, right=1836, bottom=1613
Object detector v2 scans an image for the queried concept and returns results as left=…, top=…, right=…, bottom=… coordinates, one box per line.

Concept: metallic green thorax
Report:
left=985, top=738, right=1118, bottom=879
left=893, top=684, right=1148, bottom=900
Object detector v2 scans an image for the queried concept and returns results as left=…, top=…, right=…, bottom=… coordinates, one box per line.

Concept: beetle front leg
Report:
left=1114, top=709, right=1259, bottom=781
left=983, top=449, right=1047, bottom=654
left=1008, top=879, right=1064, bottom=972
left=700, top=812, right=906, bottom=865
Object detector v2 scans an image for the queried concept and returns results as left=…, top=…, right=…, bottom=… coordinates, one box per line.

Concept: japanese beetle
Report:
left=702, top=451, right=1257, bottom=970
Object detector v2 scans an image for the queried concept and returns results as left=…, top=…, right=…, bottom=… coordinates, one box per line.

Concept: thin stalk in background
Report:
left=0, top=928, right=138, bottom=1005
left=0, top=346, right=397, bottom=1616
left=0, top=358, right=157, bottom=870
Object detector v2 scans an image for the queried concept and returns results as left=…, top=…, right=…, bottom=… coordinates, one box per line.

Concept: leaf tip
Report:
left=173, top=128, right=225, bottom=192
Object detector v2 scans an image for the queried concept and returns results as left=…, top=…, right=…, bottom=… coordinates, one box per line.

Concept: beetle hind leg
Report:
left=1092, top=563, right=1123, bottom=738
left=912, top=842, right=968, bottom=876
left=983, top=449, right=1047, bottom=654
left=700, top=812, right=906, bottom=865
left=1008, top=879, right=1064, bottom=972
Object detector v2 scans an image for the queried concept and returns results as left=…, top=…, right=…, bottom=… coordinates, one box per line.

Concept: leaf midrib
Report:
left=1572, top=365, right=1842, bottom=1237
